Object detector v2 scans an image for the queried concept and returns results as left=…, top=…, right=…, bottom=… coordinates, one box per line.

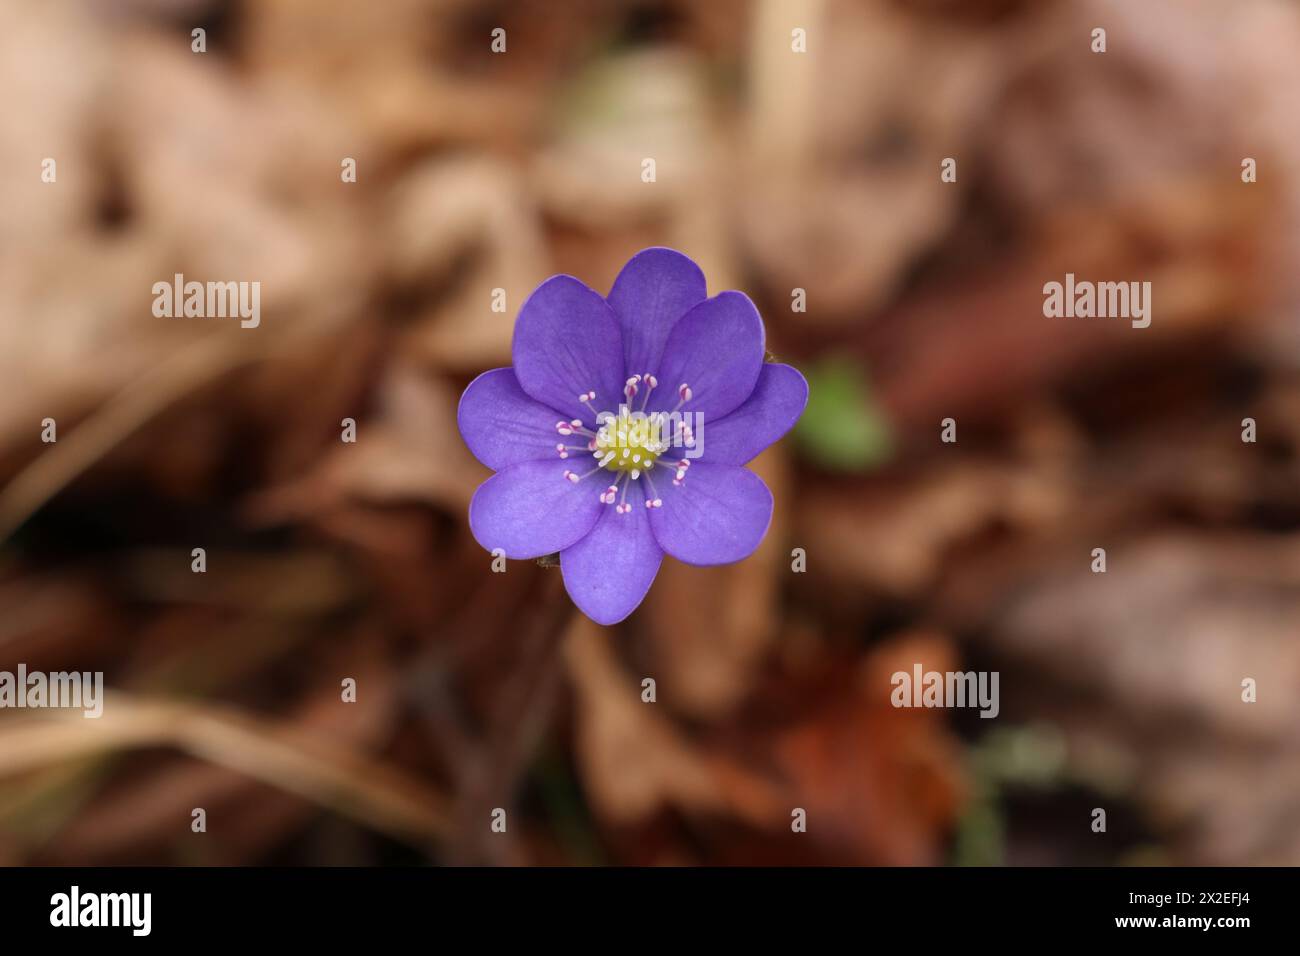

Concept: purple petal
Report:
left=698, top=363, right=808, bottom=465
left=607, top=247, right=707, bottom=377
left=469, top=459, right=604, bottom=559
left=647, top=291, right=765, bottom=423
left=647, top=461, right=773, bottom=566
left=512, top=275, right=627, bottom=424
left=458, top=368, right=572, bottom=470
left=561, top=480, right=663, bottom=625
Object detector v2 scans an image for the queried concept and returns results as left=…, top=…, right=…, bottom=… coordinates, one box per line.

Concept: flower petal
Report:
left=607, top=247, right=707, bottom=377
left=512, top=275, right=627, bottom=424
left=648, top=291, right=765, bottom=423
left=458, top=368, right=572, bottom=470
left=697, top=363, right=809, bottom=465
left=469, top=458, right=604, bottom=559
left=647, top=461, right=773, bottom=566
left=561, top=480, right=663, bottom=625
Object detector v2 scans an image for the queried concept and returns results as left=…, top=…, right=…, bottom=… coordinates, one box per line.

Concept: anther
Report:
left=636, top=373, right=659, bottom=412
left=563, top=466, right=600, bottom=484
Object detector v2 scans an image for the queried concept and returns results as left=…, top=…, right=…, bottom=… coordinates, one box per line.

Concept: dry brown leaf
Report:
left=565, top=615, right=783, bottom=828
left=389, top=158, right=548, bottom=371
left=245, top=360, right=482, bottom=525
left=797, top=462, right=1067, bottom=599
left=0, top=685, right=448, bottom=852
left=766, top=631, right=966, bottom=864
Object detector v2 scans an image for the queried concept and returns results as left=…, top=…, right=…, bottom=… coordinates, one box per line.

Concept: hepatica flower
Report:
left=458, top=248, right=808, bottom=625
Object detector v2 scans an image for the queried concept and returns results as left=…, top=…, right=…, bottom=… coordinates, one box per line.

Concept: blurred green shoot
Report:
left=953, top=724, right=1068, bottom=867
left=794, top=356, right=892, bottom=471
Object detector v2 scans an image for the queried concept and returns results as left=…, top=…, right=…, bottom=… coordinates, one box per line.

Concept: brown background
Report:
left=2, top=0, right=1299, bottom=865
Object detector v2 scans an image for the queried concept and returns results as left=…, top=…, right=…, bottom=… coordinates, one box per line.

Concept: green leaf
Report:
left=794, top=358, right=891, bottom=471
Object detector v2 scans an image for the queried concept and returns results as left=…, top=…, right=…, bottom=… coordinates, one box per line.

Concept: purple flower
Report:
left=457, top=248, right=808, bottom=625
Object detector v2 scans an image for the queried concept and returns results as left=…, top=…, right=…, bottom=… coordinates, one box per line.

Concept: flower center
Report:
left=555, top=378, right=695, bottom=514
left=594, top=407, right=666, bottom=474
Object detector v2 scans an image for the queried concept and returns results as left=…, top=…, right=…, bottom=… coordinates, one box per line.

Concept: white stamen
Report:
left=643, top=469, right=662, bottom=502
left=636, top=373, right=658, bottom=412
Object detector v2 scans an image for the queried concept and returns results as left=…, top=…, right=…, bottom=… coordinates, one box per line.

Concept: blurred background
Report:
left=3, top=0, right=1300, bottom=866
